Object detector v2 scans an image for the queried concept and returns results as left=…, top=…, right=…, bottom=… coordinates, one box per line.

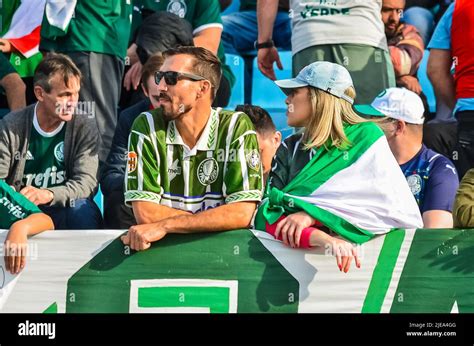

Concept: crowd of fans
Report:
left=0, top=0, right=473, bottom=274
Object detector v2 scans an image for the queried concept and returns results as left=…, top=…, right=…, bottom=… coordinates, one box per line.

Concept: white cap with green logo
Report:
left=355, top=87, right=425, bottom=124
left=274, top=61, right=355, bottom=104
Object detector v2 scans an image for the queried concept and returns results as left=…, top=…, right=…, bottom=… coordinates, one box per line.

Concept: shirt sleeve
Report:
left=223, top=115, right=263, bottom=204
left=421, top=156, right=459, bottom=213
left=192, top=0, right=223, bottom=35
left=124, top=113, right=164, bottom=207
left=0, top=180, right=41, bottom=228
left=427, top=3, right=454, bottom=50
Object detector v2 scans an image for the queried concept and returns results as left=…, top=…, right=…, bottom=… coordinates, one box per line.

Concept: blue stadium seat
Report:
left=225, top=53, right=245, bottom=110
left=417, top=50, right=436, bottom=113
left=222, top=0, right=241, bottom=15
left=93, top=186, right=104, bottom=216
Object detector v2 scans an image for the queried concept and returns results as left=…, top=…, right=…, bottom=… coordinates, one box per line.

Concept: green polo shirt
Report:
left=134, top=0, right=235, bottom=87
left=40, top=0, right=133, bottom=59
left=125, top=107, right=263, bottom=213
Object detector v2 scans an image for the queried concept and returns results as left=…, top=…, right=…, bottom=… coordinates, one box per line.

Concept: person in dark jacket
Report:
left=101, top=54, right=164, bottom=229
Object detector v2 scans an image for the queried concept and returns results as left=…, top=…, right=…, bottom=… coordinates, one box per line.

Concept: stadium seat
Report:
left=221, top=0, right=241, bottom=15
left=93, top=186, right=104, bottom=215
left=417, top=50, right=436, bottom=113
left=251, top=51, right=294, bottom=138
left=225, top=53, right=245, bottom=110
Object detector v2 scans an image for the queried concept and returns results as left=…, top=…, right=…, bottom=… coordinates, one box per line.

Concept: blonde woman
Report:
left=254, top=61, right=423, bottom=273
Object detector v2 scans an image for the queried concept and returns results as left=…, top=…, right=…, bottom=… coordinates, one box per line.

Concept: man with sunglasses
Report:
left=357, top=88, right=459, bottom=229
left=121, top=46, right=263, bottom=251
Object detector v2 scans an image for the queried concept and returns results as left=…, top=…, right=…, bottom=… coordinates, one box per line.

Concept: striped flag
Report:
left=2, top=0, right=45, bottom=58
left=255, top=121, right=423, bottom=244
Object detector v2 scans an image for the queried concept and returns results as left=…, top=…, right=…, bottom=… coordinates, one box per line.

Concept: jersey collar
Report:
left=166, top=108, right=220, bottom=154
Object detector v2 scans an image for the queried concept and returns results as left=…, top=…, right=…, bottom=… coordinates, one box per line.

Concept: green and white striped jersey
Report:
left=125, top=107, right=263, bottom=213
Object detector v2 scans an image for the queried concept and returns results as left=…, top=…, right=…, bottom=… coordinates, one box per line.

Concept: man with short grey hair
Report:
left=0, top=53, right=102, bottom=229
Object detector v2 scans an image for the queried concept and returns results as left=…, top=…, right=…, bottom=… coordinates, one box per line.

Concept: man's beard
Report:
left=385, top=21, right=399, bottom=38
left=159, top=99, right=192, bottom=121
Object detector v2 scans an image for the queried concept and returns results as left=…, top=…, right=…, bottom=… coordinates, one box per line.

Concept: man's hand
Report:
left=123, top=61, right=143, bottom=91
left=4, top=227, right=27, bottom=274
left=257, top=47, right=282, bottom=81
left=121, top=222, right=168, bottom=251
left=0, top=39, right=12, bottom=53
left=275, top=211, right=316, bottom=248
left=20, top=186, right=54, bottom=206
left=397, top=75, right=422, bottom=94
left=126, top=43, right=139, bottom=66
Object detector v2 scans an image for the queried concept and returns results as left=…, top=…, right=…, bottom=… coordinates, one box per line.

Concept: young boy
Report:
left=235, top=105, right=282, bottom=182
left=0, top=179, right=53, bottom=274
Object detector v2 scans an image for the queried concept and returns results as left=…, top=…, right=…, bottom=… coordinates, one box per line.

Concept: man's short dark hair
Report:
left=141, top=53, right=165, bottom=91
left=235, top=104, right=276, bottom=135
left=34, top=53, right=82, bottom=93
left=163, top=46, right=222, bottom=100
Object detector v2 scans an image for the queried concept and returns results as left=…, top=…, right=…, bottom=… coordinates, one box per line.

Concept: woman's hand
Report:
left=275, top=211, right=316, bottom=248
left=310, top=230, right=361, bottom=273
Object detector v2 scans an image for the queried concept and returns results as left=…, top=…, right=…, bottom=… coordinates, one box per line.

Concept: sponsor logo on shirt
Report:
left=26, top=151, right=34, bottom=160
left=24, top=166, right=66, bottom=188
left=128, top=151, right=138, bottom=173
left=0, top=197, right=26, bottom=219
left=197, top=158, right=219, bottom=186
left=168, top=159, right=182, bottom=182
left=167, top=0, right=187, bottom=18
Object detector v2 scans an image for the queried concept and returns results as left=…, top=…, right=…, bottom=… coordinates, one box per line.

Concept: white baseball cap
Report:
left=355, top=87, right=425, bottom=124
left=274, top=61, right=355, bottom=104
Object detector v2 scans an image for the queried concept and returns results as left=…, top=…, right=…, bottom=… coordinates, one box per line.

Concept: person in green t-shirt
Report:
left=0, top=53, right=102, bottom=230
left=121, top=47, right=263, bottom=251
left=125, top=0, right=235, bottom=108
left=0, top=179, right=54, bottom=275
left=40, top=0, right=133, bottom=167
left=0, top=52, right=25, bottom=112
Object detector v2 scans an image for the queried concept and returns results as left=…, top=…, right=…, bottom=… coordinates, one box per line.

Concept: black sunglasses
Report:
left=155, top=71, right=207, bottom=86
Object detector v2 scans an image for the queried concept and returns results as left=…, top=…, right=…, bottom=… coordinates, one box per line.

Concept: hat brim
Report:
left=354, top=105, right=386, bottom=117
left=274, top=78, right=309, bottom=95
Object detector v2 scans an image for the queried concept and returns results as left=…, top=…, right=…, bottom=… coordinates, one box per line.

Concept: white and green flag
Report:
left=256, top=122, right=423, bottom=244
left=1, top=0, right=46, bottom=77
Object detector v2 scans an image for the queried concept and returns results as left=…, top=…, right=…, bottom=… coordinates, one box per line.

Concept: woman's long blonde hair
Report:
left=303, top=86, right=367, bottom=150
